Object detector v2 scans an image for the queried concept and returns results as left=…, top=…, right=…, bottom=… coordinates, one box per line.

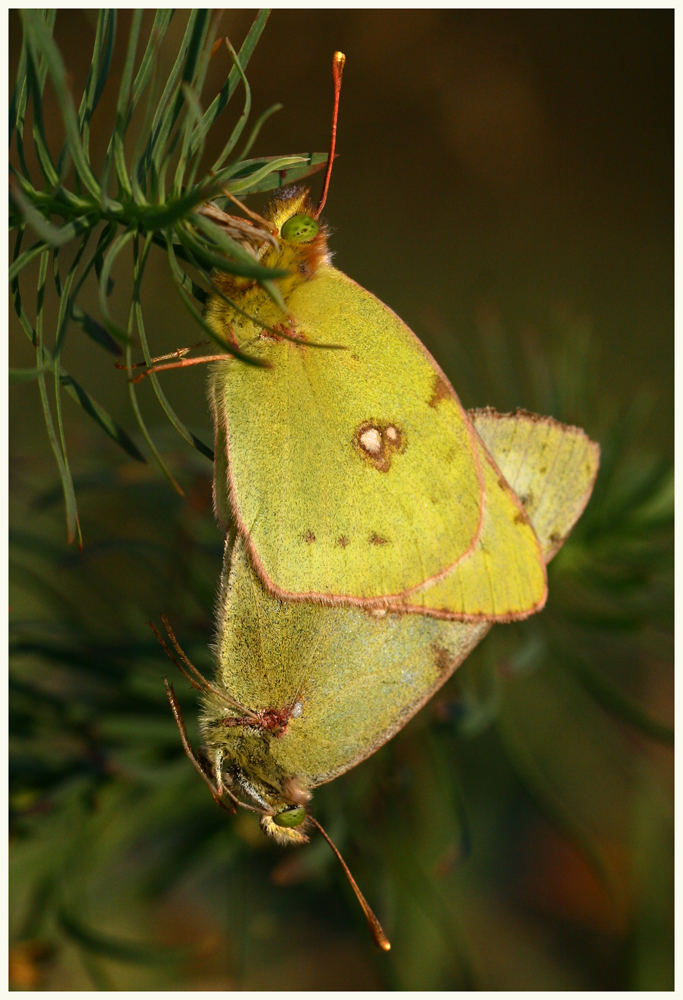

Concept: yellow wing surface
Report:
left=210, top=265, right=546, bottom=621
left=209, top=410, right=599, bottom=790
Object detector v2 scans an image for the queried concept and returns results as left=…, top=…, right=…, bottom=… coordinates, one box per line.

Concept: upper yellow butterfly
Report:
left=206, top=182, right=547, bottom=622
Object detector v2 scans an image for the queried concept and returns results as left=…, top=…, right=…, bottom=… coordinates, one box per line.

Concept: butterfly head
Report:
left=260, top=185, right=330, bottom=289
left=261, top=805, right=310, bottom=845
left=257, top=775, right=312, bottom=845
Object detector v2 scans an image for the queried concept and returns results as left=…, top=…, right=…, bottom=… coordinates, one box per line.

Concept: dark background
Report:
left=10, top=10, right=673, bottom=990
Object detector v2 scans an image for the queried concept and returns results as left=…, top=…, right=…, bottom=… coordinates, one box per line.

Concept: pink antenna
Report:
left=308, top=815, right=391, bottom=951
left=315, top=51, right=346, bottom=219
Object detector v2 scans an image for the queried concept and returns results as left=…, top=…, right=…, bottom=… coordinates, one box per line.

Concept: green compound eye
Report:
left=281, top=214, right=319, bottom=243
left=272, top=805, right=307, bottom=828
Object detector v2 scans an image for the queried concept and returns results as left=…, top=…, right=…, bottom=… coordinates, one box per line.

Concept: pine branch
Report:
left=10, top=10, right=327, bottom=539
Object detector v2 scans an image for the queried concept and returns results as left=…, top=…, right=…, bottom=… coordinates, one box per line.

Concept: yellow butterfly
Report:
left=205, top=182, right=548, bottom=622
left=138, top=52, right=547, bottom=622
left=161, top=408, right=599, bottom=950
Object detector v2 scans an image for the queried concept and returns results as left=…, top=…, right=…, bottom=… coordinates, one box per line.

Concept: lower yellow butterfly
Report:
left=160, top=408, right=599, bottom=949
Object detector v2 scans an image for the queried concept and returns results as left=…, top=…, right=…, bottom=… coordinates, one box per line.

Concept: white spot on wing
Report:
left=359, top=427, right=382, bottom=455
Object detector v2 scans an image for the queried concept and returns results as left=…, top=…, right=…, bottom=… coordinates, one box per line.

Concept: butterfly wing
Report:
left=211, top=265, right=546, bottom=620
left=470, top=406, right=600, bottom=562
left=213, top=410, right=599, bottom=789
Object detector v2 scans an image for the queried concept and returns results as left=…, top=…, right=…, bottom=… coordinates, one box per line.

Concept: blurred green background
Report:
left=10, top=10, right=672, bottom=990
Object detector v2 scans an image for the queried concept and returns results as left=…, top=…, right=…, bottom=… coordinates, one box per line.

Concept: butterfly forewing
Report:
left=211, top=266, right=547, bottom=620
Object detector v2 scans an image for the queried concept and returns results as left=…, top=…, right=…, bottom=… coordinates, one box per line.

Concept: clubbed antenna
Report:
left=315, top=51, right=346, bottom=219
left=308, top=815, right=391, bottom=951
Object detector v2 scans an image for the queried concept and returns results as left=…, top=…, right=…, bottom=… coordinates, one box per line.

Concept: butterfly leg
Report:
left=123, top=349, right=231, bottom=384
left=114, top=341, right=209, bottom=373
left=163, top=678, right=229, bottom=811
